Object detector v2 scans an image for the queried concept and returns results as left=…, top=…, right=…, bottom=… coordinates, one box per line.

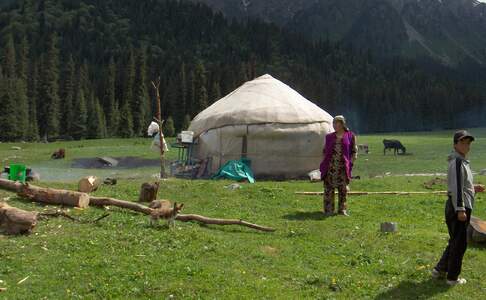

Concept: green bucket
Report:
left=9, top=164, right=27, bottom=183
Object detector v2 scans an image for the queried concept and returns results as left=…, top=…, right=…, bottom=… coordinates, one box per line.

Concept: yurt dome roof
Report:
left=189, top=74, right=332, bottom=136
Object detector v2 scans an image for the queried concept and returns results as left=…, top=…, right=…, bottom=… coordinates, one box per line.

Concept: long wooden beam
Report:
left=296, top=191, right=449, bottom=196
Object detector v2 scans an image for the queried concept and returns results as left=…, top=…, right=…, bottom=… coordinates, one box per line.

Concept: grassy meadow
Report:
left=1, top=129, right=486, bottom=299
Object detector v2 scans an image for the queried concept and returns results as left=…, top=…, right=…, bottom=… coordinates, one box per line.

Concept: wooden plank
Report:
left=97, top=157, right=119, bottom=167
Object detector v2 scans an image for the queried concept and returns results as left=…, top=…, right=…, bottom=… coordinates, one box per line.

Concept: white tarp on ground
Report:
left=188, top=74, right=333, bottom=178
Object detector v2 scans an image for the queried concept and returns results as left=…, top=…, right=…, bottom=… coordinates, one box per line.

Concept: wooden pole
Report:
left=151, top=77, right=166, bottom=179
left=175, top=214, right=276, bottom=232
left=295, top=191, right=449, bottom=196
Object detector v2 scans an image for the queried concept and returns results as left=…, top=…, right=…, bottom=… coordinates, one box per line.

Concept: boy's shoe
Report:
left=338, top=210, right=350, bottom=217
left=323, top=212, right=334, bottom=217
left=431, top=268, right=446, bottom=279
left=446, top=278, right=467, bottom=286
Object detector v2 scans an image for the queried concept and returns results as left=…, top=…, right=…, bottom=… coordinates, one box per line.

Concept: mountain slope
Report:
left=0, top=0, right=485, bottom=140
left=191, top=0, right=486, bottom=66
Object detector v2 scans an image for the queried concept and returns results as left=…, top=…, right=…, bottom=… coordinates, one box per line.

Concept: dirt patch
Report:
left=423, top=177, right=447, bottom=189
left=72, top=157, right=160, bottom=169
left=262, top=246, right=279, bottom=256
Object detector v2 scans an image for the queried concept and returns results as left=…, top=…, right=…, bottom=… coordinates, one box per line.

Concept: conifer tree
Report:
left=118, top=50, right=135, bottom=137
left=17, top=37, right=29, bottom=79
left=194, top=61, right=208, bottom=114
left=15, top=78, right=29, bottom=138
left=178, top=62, right=187, bottom=127
left=15, top=37, right=29, bottom=137
left=0, top=78, right=18, bottom=140
left=39, top=35, right=60, bottom=138
left=71, top=88, right=87, bottom=140
left=103, top=57, right=119, bottom=135
left=26, top=60, right=39, bottom=141
left=163, top=116, right=175, bottom=137
left=2, top=35, right=16, bottom=78
left=182, top=114, right=191, bottom=131
left=87, top=95, right=106, bottom=139
left=61, top=55, right=75, bottom=135
left=188, top=70, right=196, bottom=116
left=118, top=101, right=134, bottom=138
left=133, top=48, right=149, bottom=136
left=209, top=81, right=221, bottom=103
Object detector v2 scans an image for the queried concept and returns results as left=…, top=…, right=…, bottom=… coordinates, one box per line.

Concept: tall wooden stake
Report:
left=152, top=77, right=166, bottom=178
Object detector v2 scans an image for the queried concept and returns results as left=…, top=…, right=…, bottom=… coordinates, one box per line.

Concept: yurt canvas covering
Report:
left=188, top=74, right=333, bottom=178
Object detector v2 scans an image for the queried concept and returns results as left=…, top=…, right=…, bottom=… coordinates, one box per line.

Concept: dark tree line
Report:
left=0, top=0, right=485, bottom=141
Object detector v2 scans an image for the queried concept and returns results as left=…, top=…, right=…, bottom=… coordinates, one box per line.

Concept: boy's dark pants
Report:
left=435, top=197, right=472, bottom=281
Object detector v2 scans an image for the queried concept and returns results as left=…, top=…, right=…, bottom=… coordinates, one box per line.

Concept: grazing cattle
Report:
left=51, top=148, right=66, bottom=159
left=383, top=139, right=406, bottom=155
left=358, top=144, right=369, bottom=154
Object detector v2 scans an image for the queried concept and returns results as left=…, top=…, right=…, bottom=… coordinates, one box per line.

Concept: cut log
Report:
left=18, top=184, right=90, bottom=208
left=90, top=196, right=154, bottom=215
left=138, top=182, right=160, bottom=202
left=0, top=178, right=22, bottom=193
left=0, top=179, right=90, bottom=208
left=469, top=216, right=486, bottom=243
left=175, top=214, right=276, bottom=232
left=0, top=202, right=38, bottom=235
left=78, top=176, right=102, bottom=193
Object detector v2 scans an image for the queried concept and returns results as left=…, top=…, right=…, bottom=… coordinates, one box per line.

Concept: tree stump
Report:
left=380, top=222, right=398, bottom=233
left=468, top=216, right=486, bottom=243
left=138, top=182, right=160, bottom=202
left=78, top=176, right=102, bottom=193
left=0, top=202, right=38, bottom=235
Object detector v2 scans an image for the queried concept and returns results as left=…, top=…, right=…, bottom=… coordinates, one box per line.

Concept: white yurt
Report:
left=188, top=74, right=333, bottom=178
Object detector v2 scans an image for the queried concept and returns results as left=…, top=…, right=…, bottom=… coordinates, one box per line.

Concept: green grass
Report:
left=1, top=130, right=486, bottom=299
left=353, top=128, right=486, bottom=177
left=0, top=138, right=179, bottom=181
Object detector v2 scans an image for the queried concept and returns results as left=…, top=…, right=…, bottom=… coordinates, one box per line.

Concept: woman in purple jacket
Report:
left=320, top=115, right=358, bottom=216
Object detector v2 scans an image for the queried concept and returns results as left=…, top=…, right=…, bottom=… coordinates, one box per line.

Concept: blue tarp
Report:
left=212, top=159, right=255, bottom=183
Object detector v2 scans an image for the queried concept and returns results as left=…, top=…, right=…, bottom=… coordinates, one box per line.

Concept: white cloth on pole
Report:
left=147, top=121, right=160, bottom=136
left=151, top=133, right=169, bottom=152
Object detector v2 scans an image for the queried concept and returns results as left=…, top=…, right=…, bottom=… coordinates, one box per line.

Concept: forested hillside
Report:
left=0, top=0, right=485, bottom=141
left=190, top=0, right=486, bottom=66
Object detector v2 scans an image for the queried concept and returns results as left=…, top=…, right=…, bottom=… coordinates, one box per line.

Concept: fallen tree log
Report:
left=0, top=178, right=90, bottom=208
left=0, top=178, right=22, bottom=193
left=296, top=191, right=449, bottom=196
left=89, top=196, right=153, bottom=215
left=175, top=214, right=276, bottom=232
left=0, top=202, right=37, bottom=235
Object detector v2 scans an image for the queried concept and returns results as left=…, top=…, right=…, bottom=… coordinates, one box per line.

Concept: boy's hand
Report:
left=458, top=211, right=467, bottom=222
left=474, top=184, right=485, bottom=193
